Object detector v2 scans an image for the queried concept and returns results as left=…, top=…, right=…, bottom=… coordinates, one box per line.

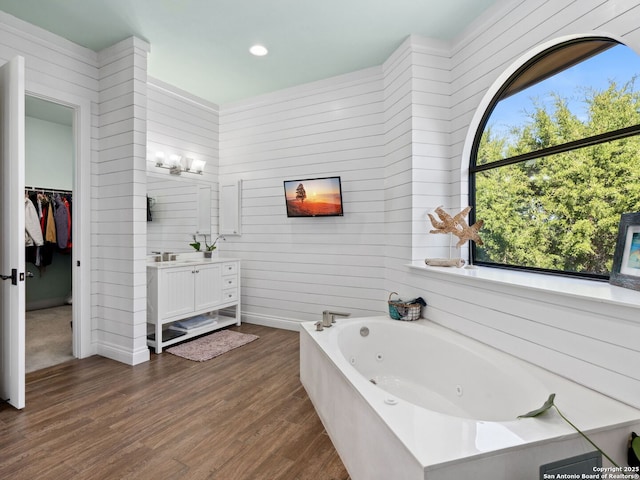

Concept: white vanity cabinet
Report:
left=147, top=258, right=240, bottom=353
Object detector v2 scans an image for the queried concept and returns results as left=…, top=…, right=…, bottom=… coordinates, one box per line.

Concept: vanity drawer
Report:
left=223, top=263, right=237, bottom=275
left=222, top=276, right=237, bottom=288
left=222, top=288, right=238, bottom=302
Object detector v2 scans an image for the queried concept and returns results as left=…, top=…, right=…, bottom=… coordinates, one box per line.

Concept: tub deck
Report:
left=300, top=316, right=640, bottom=480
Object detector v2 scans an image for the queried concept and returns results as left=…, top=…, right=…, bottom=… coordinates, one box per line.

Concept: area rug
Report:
left=166, top=329, right=259, bottom=362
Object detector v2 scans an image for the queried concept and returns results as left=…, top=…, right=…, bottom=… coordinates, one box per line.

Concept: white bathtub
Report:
left=300, top=316, right=640, bottom=480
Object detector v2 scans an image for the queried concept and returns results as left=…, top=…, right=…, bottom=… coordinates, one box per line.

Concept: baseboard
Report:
left=97, top=342, right=150, bottom=365
left=242, top=312, right=304, bottom=331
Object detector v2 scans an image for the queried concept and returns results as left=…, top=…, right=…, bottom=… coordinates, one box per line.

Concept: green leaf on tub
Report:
left=518, top=393, right=619, bottom=468
left=517, top=393, right=555, bottom=418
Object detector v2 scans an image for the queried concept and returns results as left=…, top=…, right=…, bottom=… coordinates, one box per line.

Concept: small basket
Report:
left=387, top=292, right=422, bottom=321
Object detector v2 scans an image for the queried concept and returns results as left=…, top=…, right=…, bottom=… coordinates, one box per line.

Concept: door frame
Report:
left=25, top=81, right=93, bottom=359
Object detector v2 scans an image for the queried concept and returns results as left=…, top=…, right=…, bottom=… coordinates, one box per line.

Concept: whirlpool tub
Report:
left=299, top=316, right=640, bottom=480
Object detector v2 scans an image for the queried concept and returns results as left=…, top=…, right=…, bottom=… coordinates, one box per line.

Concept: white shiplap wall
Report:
left=382, top=36, right=414, bottom=275
left=147, top=176, right=201, bottom=254
left=382, top=35, right=454, bottom=274
left=94, top=37, right=150, bottom=365
left=220, top=69, right=387, bottom=328
left=146, top=79, right=220, bottom=254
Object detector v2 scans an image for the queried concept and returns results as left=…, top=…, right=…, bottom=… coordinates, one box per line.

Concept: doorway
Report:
left=1, top=60, right=91, bottom=408
left=24, top=96, right=74, bottom=373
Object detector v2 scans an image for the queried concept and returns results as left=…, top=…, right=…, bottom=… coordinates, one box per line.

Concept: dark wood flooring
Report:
left=0, top=324, right=350, bottom=480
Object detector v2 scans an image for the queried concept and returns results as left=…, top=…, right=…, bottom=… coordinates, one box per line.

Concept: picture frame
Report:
left=609, top=212, right=640, bottom=291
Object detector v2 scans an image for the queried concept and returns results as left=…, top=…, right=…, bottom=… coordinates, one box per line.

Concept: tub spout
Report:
left=322, top=310, right=350, bottom=328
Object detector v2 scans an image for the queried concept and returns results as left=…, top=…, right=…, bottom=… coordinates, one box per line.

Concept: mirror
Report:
left=147, top=173, right=212, bottom=254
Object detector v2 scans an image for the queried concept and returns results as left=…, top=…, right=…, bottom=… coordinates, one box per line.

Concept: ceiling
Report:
left=0, top=0, right=498, bottom=106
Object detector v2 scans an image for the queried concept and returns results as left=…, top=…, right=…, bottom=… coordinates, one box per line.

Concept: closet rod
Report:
left=25, top=185, right=72, bottom=195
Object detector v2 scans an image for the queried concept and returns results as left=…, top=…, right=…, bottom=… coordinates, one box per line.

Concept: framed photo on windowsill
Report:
left=610, top=212, right=640, bottom=291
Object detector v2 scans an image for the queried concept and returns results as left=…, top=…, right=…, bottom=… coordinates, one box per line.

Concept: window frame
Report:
left=468, top=37, right=640, bottom=280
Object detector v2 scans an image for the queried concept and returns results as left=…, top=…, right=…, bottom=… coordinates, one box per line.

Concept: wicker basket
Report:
left=387, top=292, right=422, bottom=321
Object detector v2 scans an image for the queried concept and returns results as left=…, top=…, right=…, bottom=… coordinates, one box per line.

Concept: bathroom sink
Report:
left=150, top=258, right=213, bottom=266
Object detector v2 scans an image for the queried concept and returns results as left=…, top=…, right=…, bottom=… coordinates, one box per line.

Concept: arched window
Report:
left=470, top=38, right=640, bottom=279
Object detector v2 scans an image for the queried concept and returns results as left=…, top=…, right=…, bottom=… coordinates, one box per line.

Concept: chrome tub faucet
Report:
left=322, top=310, right=351, bottom=328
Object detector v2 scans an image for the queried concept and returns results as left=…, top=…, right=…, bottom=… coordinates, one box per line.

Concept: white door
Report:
left=0, top=56, right=26, bottom=409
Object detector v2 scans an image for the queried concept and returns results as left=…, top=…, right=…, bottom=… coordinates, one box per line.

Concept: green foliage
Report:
left=476, top=80, right=640, bottom=275
left=518, top=393, right=619, bottom=467
left=190, top=234, right=201, bottom=252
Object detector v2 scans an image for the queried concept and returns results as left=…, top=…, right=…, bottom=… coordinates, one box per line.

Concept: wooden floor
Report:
left=0, top=324, right=350, bottom=480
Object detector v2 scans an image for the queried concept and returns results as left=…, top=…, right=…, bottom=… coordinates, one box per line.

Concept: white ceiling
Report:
left=0, top=0, right=499, bottom=105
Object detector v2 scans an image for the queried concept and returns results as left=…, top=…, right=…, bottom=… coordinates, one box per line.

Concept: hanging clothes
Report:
left=53, top=193, right=70, bottom=250
left=44, top=196, right=57, bottom=244
left=25, top=197, right=44, bottom=247
left=25, top=188, right=72, bottom=268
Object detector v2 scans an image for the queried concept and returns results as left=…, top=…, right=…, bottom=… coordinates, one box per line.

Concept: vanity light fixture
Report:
left=249, top=44, right=268, bottom=56
left=168, top=154, right=182, bottom=167
left=150, top=151, right=204, bottom=175
left=181, top=157, right=194, bottom=172
left=191, top=158, right=206, bottom=174
left=168, top=154, right=182, bottom=175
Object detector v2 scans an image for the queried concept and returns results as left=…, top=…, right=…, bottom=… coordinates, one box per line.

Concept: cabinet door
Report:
left=220, top=180, right=241, bottom=235
left=161, top=267, right=196, bottom=319
left=193, top=263, right=222, bottom=311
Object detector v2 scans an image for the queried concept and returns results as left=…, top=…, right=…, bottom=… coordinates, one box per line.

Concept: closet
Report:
left=24, top=97, right=75, bottom=373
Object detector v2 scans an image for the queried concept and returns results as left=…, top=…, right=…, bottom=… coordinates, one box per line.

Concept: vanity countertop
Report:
left=147, top=255, right=240, bottom=269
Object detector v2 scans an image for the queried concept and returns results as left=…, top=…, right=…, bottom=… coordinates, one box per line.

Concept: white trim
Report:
left=408, top=263, right=640, bottom=319
left=242, top=312, right=303, bottom=332
left=148, top=77, right=219, bottom=113
left=97, top=342, right=150, bottom=366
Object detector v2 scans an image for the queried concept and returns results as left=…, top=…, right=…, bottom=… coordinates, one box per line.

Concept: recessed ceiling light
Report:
left=249, top=45, right=268, bottom=57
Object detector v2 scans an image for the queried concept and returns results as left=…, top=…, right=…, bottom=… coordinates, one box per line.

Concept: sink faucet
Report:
left=322, top=310, right=350, bottom=328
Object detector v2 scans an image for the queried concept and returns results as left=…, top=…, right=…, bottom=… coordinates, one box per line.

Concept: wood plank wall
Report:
left=382, top=36, right=415, bottom=273
left=220, top=68, right=388, bottom=326
left=95, top=37, right=150, bottom=365
left=146, top=80, right=220, bottom=254
left=0, top=11, right=98, bottom=101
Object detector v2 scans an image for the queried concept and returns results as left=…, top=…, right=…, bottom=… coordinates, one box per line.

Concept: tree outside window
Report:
left=470, top=39, right=640, bottom=278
